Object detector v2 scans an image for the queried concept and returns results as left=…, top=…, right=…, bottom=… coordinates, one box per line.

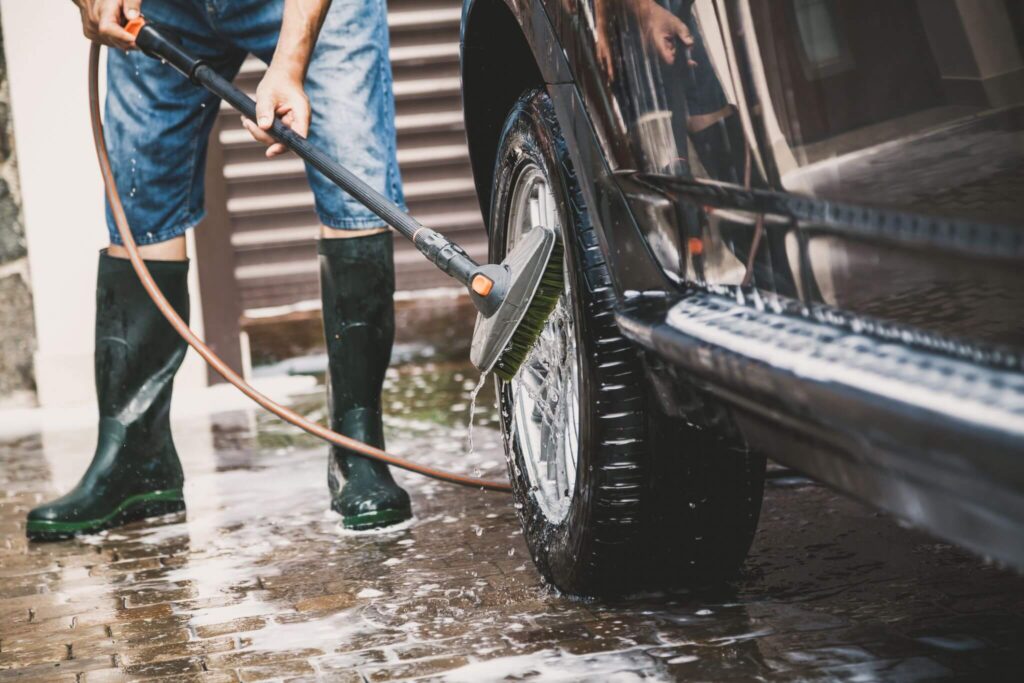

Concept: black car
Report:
left=459, top=0, right=1024, bottom=595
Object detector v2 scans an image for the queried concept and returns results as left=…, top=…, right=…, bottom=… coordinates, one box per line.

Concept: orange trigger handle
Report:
left=125, top=16, right=146, bottom=39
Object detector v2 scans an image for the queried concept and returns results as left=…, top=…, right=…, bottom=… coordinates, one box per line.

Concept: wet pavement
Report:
left=2, top=299, right=1024, bottom=682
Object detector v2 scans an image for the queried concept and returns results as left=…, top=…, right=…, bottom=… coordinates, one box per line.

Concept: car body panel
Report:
left=462, top=0, right=677, bottom=295
left=616, top=291, right=1024, bottom=568
left=461, top=0, right=1024, bottom=568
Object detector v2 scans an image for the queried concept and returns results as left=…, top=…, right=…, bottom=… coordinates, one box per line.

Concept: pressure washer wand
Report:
left=127, top=18, right=507, bottom=314
left=125, top=16, right=561, bottom=381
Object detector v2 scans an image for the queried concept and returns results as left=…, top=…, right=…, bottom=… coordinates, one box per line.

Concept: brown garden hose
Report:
left=88, top=43, right=511, bottom=493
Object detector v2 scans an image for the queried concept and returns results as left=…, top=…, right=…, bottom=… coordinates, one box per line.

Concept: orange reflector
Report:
left=688, top=237, right=704, bottom=255
left=472, top=275, right=494, bottom=297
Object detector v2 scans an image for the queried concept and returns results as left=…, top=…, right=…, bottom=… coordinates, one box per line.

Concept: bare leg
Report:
left=687, top=105, right=733, bottom=134
left=107, top=235, right=188, bottom=261
left=107, top=226, right=386, bottom=258
left=320, top=225, right=390, bottom=239
left=106, top=226, right=387, bottom=260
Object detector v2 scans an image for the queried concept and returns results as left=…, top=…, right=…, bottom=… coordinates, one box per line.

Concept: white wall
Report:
left=1, top=1, right=206, bottom=408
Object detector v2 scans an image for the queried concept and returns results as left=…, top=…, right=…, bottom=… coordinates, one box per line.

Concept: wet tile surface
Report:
left=3, top=304, right=1024, bottom=681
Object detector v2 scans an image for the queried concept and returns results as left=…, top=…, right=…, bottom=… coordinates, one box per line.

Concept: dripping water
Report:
left=465, top=372, right=489, bottom=464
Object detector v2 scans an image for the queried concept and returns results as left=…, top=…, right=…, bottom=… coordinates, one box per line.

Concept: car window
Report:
left=743, top=0, right=1024, bottom=224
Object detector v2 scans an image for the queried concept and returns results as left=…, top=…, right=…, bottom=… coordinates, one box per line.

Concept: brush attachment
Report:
left=470, top=225, right=563, bottom=380
left=491, top=238, right=564, bottom=381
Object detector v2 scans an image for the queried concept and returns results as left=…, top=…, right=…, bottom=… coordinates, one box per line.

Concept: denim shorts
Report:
left=104, top=0, right=405, bottom=245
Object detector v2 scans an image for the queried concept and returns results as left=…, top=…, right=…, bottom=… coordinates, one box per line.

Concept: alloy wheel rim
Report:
left=506, top=163, right=580, bottom=524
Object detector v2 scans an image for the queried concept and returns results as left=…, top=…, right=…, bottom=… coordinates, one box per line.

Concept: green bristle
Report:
left=494, top=240, right=565, bottom=382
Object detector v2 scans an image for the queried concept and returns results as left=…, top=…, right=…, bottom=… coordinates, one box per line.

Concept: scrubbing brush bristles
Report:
left=470, top=224, right=561, bottom=379
left=493, top=237, right=565, bottom=381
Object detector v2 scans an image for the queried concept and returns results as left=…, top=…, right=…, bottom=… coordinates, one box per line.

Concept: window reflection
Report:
left=593, top=0, right=753, bottom=185
left=792, top=0, right=854, bottom=79
left=590, top=0, right=791, bottom=293
left=586, top=0, right=1023, bottom=224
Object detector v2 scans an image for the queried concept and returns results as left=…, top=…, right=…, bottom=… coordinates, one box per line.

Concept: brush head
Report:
left=470, top=225, right=563, bottom=380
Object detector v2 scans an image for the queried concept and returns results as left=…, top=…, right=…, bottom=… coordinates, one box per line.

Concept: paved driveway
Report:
left=2, top=310, right=1022, bottom=682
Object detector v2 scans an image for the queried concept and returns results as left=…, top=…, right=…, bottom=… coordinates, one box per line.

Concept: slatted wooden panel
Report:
left=214, top=0, right=484, bottom=313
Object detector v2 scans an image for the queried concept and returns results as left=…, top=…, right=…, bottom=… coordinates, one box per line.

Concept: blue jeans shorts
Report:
left=104, top=0, right=405, bottom=245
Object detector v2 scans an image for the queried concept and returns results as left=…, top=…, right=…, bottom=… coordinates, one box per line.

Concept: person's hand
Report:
left=596, top=29, right=615, bottom=81
left=637, top=0, right=696, bottom=67
left=73, top=0, right=141, bottom=50
left=594, top=0, right=615, bottom=81
left=242, top=65, right=311, bottom=158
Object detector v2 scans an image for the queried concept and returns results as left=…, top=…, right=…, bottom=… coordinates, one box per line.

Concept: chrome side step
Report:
left=663, top=294, right=1024, bottom=441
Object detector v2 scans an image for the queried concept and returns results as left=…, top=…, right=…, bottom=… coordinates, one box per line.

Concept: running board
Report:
left=616, top=292, right=1024, bottom=570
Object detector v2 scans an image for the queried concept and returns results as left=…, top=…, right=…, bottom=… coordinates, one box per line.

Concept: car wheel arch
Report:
left=461, top=0, right=559, bottom=228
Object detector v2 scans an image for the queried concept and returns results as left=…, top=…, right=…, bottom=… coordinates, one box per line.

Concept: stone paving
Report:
left=2, top=307, right=1024, bottom=681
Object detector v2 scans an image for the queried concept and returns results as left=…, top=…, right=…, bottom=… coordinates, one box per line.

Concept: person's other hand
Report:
left=638, top=0, right=696, bottom=67
left=596, top=30, right=615, bottom=81
left=243, top=65, right=311, bottom=158
left=594, top=0, right=615, bottom=81
left=74, top=0, right=141, bottom=50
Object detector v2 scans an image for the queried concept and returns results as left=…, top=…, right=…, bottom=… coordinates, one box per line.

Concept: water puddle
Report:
left=442, top=648, right=673, bottom=682
left=334, top=516, right=417, bottom=537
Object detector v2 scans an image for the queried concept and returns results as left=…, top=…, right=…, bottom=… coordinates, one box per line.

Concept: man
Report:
left=26, top=0, right=412, bottom=539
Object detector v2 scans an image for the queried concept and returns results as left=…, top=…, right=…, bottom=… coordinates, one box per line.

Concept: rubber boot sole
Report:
left=335, top=503, right=413, bottom=531
left=26, top=489, right=185, bottom=542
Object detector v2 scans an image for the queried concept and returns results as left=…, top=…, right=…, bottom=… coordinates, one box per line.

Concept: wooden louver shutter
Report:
left=213, top=0, right=485, bottom=314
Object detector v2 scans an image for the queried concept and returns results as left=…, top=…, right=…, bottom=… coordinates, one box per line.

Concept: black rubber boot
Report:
left=26, top=252, right=190, bottom=541
left=320, top=232, right=412, bottom=530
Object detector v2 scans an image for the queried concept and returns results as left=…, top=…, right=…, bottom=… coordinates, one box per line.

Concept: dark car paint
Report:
left=461, top=0, right=676, bottom=296
left=461, top=0, right=1024, bottom=568
left=616, top=290, right=1024, bottom=569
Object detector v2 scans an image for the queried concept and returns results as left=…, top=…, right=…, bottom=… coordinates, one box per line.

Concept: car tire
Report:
left=490, top=88, right=764, bottom=595
left=644, top=385, right=766, bottom=587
